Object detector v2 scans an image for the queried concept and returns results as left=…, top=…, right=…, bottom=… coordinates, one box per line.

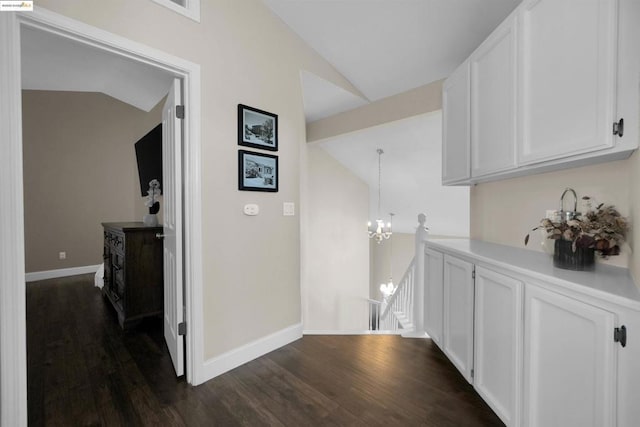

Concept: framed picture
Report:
left=238, top=104, right=278, bottom=151
left=238, top=150, right=278, bottom=192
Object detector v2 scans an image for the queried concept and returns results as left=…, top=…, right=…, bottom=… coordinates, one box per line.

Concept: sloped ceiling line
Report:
left=21, top=26, right=173, bottom=112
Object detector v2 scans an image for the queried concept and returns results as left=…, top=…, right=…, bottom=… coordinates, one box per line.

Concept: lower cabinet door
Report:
left=524, top=284, right=616, bottom=427
left=443, top=254, right=475, bottom=382
left=474, top=266, right=523, bottom=426
left=424, top=248, right=444, bottom=348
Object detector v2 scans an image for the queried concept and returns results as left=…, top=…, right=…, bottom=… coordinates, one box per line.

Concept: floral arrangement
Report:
left=525, top=197, right=629, bottom=257
left=145, top=179, right=161, bottom=215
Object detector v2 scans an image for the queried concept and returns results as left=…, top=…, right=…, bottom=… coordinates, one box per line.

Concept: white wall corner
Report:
left=195, top=323, right=303, bottom=385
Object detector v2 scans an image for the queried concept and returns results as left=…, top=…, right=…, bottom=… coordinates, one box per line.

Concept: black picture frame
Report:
left=238, top=150, right=279, bottom=192
left=238, top=104, right=278, bottom=151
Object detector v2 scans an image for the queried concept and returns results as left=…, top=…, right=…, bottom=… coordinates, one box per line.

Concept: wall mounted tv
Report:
left=135, top=123, right=163, bottom=196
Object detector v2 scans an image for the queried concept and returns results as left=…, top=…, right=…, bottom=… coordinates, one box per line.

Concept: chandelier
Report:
left=379, top=213, right=396, bottom=299
left=368, top=149, right=392, bottom=243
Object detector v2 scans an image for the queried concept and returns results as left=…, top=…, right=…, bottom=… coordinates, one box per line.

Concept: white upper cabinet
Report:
left=442, top=0, right=637, bottom=185
left=442, top=61, right=471, bottom=184
left=517, top=0, right=618, bottom=165
left=470, top=17, right=518, bottom=177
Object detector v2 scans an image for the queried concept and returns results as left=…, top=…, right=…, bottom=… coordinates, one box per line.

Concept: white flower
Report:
left=145, top=179, right=161, bottom=207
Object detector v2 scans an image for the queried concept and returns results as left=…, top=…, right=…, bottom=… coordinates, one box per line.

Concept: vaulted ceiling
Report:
left=265, top=0, right=521, bottom=120
left=21, top=26, right=173, bottom=112
left=265, top=1, right=521, bottom=233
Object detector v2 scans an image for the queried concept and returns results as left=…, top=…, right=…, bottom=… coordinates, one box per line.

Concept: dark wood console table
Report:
left=102, top=222, right=163, bottom=329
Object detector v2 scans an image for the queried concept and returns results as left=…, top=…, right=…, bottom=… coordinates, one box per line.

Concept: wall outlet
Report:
left=243, top=204, right=259, bottom=216
left=58, top=251, right=66, bottom=260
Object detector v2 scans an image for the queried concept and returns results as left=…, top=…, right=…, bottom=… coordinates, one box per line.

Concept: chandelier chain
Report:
left=377, top=148, right=383, bottom=218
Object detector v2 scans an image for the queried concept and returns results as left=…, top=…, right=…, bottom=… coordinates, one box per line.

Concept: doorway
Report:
left=0, top=10, right=203, bottom=425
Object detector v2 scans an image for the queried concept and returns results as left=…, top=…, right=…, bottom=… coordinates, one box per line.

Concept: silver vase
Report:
left=143, top=213, right=158, bottom=227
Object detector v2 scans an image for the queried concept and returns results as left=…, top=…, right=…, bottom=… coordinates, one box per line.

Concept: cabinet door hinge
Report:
left=614, top=325, right=626, bottom=347
left=470, top=368, right=474, bottom=378
left=176, top=105, right=185, bottom=119
left=472, top=269, right=475, bottom=280
left=613, top=118, right=624, bottom=137
left=178, top=321, right=187, bottom=336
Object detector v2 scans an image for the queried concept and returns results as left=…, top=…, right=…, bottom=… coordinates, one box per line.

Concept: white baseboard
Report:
left=401, top=331, right=430, bottom=339
left=25, top=264, right=101, bottom=282
left=303, top=329, right=403, bottom=335
left=197, top=323, right=303, bottom=384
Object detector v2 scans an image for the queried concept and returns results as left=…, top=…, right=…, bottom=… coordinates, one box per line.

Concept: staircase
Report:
left=368, top=213, right=428, bottom=335
left=379, top=258, right=415, bottom=331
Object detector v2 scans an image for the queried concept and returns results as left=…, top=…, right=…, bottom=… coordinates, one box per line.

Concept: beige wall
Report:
left=33, top=0, right=362, bottom=359
left=302, top=145, right=370, bottom=331
left=22, top=90, right=162, bottom=273
left=307, top=80, right=443, bottom=143
left=369, top=232, right=415, bottom=301
left=470, top=159, right=632, bottom=269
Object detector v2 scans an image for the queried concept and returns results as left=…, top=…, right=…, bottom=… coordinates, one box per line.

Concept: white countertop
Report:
left=425, top=238, right=640, bottom=311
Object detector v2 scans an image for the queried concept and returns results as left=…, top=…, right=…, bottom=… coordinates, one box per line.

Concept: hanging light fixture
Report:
left=368, top=149, right=392, bottom=243
left=379, top=213, right=396, bottom=299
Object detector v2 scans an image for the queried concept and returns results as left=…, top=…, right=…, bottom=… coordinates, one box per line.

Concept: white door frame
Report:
left=0, top=9, right=204, bottom=426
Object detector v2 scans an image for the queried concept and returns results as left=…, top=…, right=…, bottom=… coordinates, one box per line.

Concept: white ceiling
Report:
left=21, top=26, right=173, bottom=112
left=274, top=1, right=517, bottom=234
left=300, top=71, right=368, bottom=122
left=319, top=112, right=470, bottom=236
left=265, top=0, right=520, bottom=108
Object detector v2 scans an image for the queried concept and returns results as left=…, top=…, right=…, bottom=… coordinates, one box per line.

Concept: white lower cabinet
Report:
left=474, top=267, right=523, bottom=427
left=443, top=254, right=475, bottom=383
left=424, top=246, right=627, bottom=427
left=424, top=248, right=444, bottom=348
left=523, top=284, right=616, bottom=427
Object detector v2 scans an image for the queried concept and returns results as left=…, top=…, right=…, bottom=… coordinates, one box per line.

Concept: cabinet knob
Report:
left=613, top=118, right=624, bottom=137
left=614, top=325, right=627, bottom=348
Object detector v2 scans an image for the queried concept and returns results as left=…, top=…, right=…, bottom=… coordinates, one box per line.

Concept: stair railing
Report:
left=370, top=213, right=429, bottom=334
left=378, top=258, right=415, bottom=331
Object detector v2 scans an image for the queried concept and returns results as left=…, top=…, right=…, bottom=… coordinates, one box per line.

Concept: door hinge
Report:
left=471, top=368, right=474, bottom=378
left=614, top=325, right=626, bottom=348
left=472, top=270, right=475, bottom=280
left=176, top=105, right=185, bottom=119
left=613, top=118, right=624, bottom=137
left=178, top=321, right=187, bottom=336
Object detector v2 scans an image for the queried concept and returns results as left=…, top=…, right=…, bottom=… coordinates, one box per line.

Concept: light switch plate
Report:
left=244, top=204, right=259, bottom=216
left=283, top=202, right=295, bottom=216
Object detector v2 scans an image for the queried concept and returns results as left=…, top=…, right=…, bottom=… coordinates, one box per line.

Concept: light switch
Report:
left=244, top=204, right=259, bottom=216
left=283, top=202, right=295, bottom=216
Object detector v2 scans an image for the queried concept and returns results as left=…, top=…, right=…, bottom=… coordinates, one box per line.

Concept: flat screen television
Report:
left=135, top=123, right=163, bottom=196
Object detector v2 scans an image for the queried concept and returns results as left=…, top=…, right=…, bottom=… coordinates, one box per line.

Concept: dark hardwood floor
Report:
left=27, top=274, right=503, bottom=426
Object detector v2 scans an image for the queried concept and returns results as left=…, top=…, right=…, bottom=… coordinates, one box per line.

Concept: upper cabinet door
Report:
left=442, top=61, right=471, bottom=184
left=471, top=17, right=518, bottom=177
left=518, top=0, right=618, bottom=165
